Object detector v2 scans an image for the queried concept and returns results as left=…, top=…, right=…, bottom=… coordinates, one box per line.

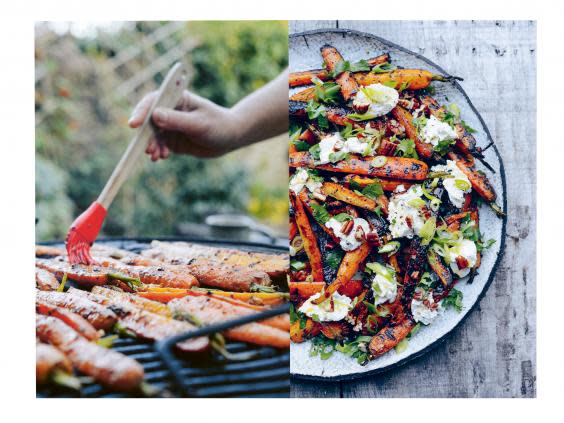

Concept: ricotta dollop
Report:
left=387, top=185, right=426, bottom=239
left=353, top=83, right=399, bottom=118
left=411, top=289, right=443, bottom=325
left=289, top=168, right=323, bottom=195
left=298, top=292, right=353, bottom=322
left=368, top=262, right=398, bottom=306
left=325, top=217, right=371, bottom=251
left=420, top=115, right=458, bottom=147
left=430, top=160, right=472, bottom=208
left=446, top=239, right=478, bottom=278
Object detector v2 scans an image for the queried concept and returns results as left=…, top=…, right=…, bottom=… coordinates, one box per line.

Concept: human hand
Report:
left=128, top=90, right=242, bottom=161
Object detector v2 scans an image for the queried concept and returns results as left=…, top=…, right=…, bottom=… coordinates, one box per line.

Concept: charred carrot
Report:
left=289, top=53, right=390, bottom=87
left=355, top=69, right=458, bottom=90
left=36, top=299, right=100, bottom=341
left=427, top=249, right=453, bottom=287
left=447, top=151, right=499, bottom=209
left=289, top=151, right=429, bottom=181
left=368, top=317, right=414, bottom=357
left=320, top=45, right=360, bottom=101
left=36, top=267, right=60, bottom=291
left=391, top=106, right=433, bottom=159
left=321, top=181, right=388, bottom=215
left=345, top=174, right=413, bottom=192
left=289, top=281, right=325, bottom=299
left=312, top=242, right=371, bottom=304
left=290, top=191, right=324, bottom=282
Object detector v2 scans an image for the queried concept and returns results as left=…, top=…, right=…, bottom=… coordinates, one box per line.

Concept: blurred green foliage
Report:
left=35, top=21, right=288, bottom=241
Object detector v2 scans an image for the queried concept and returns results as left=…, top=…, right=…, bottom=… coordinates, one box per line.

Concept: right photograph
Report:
left=289, top=20, right=536, bottom=397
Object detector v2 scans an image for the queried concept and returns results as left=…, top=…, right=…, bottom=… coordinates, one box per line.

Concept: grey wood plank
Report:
left=289, top=20, right=336, bottom=33
left=289, top=20, right=536, bottom=398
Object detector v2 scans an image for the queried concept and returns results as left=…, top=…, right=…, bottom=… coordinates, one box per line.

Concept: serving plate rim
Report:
left=289, top=27, right=508, bottom=382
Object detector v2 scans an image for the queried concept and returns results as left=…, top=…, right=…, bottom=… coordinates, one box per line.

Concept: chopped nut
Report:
left=341, top=219, right=354, bottom=235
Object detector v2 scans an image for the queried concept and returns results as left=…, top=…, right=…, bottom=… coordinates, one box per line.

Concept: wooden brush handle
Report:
left=97, top=62, right=187, bottom=209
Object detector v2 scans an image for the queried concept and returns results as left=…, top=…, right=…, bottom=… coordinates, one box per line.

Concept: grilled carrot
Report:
left=290, top=318, right=320, bottom=343
left=290, top=70, right=457, bottom=102
left=289, top=151, right=429, bottom=181
left=355, top=69, right=455, bottom=90
left=321, top=181, right=388, bottom=215
left=345, top=174, right=413, bottom=192
left=290, top=191, right=324, bottom=282
left=36, top=299, right=100, bottom=341
left=447, top=151, right=497, bottom=203
left=312, top=242, right=371, bottom=305
left=67, top=288, right=210, bottom=353
left=297, top=189, right=340, bottom=243
left=289, top=53, right=390, bottom=87
left=391, top=106, right=433, bottom=159
left=419, top=95, right=483, bottom=158
left=36, top=342, right=73, bottom=385
left=320, top=45, right=360, bottom=101
left=36, top=267, right=60, bottom=291
left=36, top=315, right=144, bottom=391
left=168, top=297, right=290, bottom=349
left=368, top=317, right=415, bottom=357
left=290, top=219, right=298, bottom=240
left=91, top=286, right=172, bottom=317
left=36, top=259, right=110, bottom=285
left=289, top=281, right=325, bottom=299
left=36, top=290, right=117, bottom=331
left=427, top=249, right=453, bottom=287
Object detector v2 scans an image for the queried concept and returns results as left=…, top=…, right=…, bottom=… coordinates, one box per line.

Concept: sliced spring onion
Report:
left=407, top=198, right=426, bottom=209
left=454, top=179, right=471, bottom=191
left=56, top=273, right=68, bottom=292
left=377, top=241, right=401, bottom=255
left=421, top=184, right=441, bottom=211
left=290, top=236, right=304, bottom=254
left=419, top=216, right=437, bottom=245
left=395, top=338, right=409, bottom=354
left=290, top=261, right=306, bottom=271
left=371, top=156, right=387, bottom=168
left=96, top=334, right=118, bottom=349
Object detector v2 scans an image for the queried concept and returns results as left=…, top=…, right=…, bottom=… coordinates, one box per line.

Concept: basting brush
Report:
left=66, top=62, right=187, bottom=264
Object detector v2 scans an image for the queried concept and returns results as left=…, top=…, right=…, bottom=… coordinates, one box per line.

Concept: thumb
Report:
left=152, top=107, right=199, bottom=134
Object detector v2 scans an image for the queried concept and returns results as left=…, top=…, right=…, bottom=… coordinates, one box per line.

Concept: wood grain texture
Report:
left=290, top=20, right=536, bottom=398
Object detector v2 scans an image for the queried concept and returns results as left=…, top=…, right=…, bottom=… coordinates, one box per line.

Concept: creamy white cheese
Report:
left=411, top=289, right=443, bottom=325
left=325, top=217, right=371, bottom=251
left=289, top=168, right=323, bottom=195
left=430, top=160, right=472, bottom=208
left=353, top=83, right=399, bottom=117
left=298, top=292, right=353, bottom=322
left=387, top=185, right=426, bottom=239
left=369, top=263, right=398, bottom=306
left=420, top=115, right=458, bottom=147
left=447, top=239, right=478, bottom=278
left=344, top=137, right=369, bottom=155
left=317, top=133, right=345, bottom=165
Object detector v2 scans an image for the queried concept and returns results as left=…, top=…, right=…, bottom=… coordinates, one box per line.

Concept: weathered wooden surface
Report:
left=289, top=20, right=536, bottom=398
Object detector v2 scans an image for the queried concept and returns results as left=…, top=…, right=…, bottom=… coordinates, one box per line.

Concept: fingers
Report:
left=129, top=92, right=157, bottom=128
left=152, top=107, right=204, bottom=134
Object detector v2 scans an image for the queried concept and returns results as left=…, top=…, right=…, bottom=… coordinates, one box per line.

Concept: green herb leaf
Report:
left=443, top=288, right=464, bottom=312
left=371, top=62, right=397, bottom=73
left=325, top=249, right=344, bottom=270
left=361, top=181, right=384, bottom=199
left=333, top=213, right=353, bottom=223
left=328, top=150, right=348, bottom=163
left=395, top=138, right=419, bottom=159
left=310, top=203, right=331, bottom=225
left=349, top=59, right=371, bottom=72
left=309, top=143, right=321, bottom=161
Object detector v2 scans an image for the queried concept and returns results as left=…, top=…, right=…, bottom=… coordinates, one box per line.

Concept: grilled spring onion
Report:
left=51, top=369, right=81, bottom=390
left=172, top=311, right=259, bottom=361
left=56, top=273, right=68, bottom=292
left=249, top=283, right=278, bottom=294
left=107, top=272, right=142, bottom=291
left=96, top=334, right=118, bottom=348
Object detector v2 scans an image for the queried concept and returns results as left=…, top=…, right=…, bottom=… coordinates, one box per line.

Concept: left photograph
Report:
left=35, top=21, right=290, bottom=398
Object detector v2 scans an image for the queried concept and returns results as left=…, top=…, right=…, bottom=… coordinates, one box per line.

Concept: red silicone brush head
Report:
left=65, top=202, right=107, bottom=265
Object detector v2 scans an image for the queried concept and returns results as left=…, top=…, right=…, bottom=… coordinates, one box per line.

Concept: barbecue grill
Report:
left=36, top=237, right=290, bottom=398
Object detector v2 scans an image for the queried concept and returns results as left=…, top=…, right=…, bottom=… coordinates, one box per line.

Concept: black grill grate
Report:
left=36, top=238, right=290, bottom=398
